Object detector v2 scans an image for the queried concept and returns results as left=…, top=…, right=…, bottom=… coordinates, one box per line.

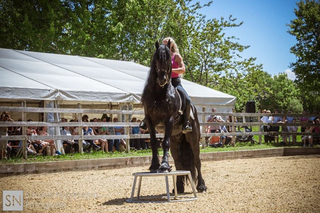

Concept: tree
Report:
left=260, top=73, right=303, bottom=113
left=288, top=0, right=320, bottom=111
left=1, top=0, right=301, bottom=112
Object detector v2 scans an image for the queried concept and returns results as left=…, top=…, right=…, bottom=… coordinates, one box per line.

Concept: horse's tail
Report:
left=179, top=138, right=196, bottom=181
left=179, top=104, right=200, bottom=181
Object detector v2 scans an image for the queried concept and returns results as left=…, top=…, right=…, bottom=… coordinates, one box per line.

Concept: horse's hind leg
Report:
left=170, top=139, right=185, bottom=193
left=190, top=140, right=207, bottom=192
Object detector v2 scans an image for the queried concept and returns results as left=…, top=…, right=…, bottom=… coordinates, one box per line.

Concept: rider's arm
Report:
left=172, top=53, right=185, bottom=74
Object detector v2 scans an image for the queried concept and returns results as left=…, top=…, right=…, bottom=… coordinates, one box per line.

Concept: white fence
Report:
left=0, top=106, right=319, bottom=159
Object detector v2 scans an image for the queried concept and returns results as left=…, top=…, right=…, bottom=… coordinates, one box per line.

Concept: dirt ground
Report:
left=1, top=155, right=320, bottom=213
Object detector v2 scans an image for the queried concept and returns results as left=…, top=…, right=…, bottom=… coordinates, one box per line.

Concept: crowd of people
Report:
left=1, top=109, right=320, bottom=159
left=0, top=112, right=149, bottom=160
left=206, top=108, right=320, bottom=148
left=260, top=109, right=320, bottom=146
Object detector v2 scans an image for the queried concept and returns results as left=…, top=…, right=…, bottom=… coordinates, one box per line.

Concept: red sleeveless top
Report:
left=171, top=54, right=180, bottom=78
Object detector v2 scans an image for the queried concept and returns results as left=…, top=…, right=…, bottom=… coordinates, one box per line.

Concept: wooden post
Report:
left=231, top=114, right=236, bottom=146
left=77, top=103, right=83, bottom=154
left=21, top=101, right=27, bottom=159
left=201, top=107, right=206, bottom=148
left=258, top=111, right=262, bottom=144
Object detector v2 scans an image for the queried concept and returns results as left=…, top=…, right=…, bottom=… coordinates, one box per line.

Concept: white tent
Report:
left=0, top=48, right=236, bottom=112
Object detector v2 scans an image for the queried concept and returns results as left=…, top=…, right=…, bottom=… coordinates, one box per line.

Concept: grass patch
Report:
left=3, top=141, right=317, bottom=165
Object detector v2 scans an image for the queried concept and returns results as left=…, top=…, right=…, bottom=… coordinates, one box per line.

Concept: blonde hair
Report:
left=163, top=37, right=179, bottom=54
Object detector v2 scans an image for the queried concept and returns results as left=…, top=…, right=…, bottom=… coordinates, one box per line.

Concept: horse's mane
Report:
left=141, top=52, right=157, bottom=104
left=141, top=41, right=171, bottom=105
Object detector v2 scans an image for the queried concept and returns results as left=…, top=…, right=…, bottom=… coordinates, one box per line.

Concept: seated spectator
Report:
left=280, top=120, right=289, bottom=145
left=61, top=125, right=79, bottom=153
left=261, top=109, right=271, bottom=143
left=38, top=126, right=61, bottom=155
left=26, top=121, right=48, bottom=154
left=82, top=116, right=101, bottom=152
left=271, top=109, right=282, bottom=143
left=106, top=117, right=115, bottom=152
left=206, top=108, right=224, bottom=140
left=70, top=119, right=91, bottom=152
left=314, top=118, right=320, bottom=144
left=130, top=117, right=142, bottom=150
left=220, top=125, right=232, bottom=146
left=83, top=125, right=101, bottom=152
left=302, top=120, right=314, bottom=147
left=113, top=117, right=123, bottom=151
left=290, top=118, right=298, bottom=145
left=93, top=117, right=108, bottom=152
left=139, top=122, right=149, bottom=149
left=208, top=129, right=222, bottom=147
left=0, top=111, right=10, bottom=159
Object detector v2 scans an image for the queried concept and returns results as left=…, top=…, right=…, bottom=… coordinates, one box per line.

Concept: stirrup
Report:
left=182, top=122, right=192, bottom=134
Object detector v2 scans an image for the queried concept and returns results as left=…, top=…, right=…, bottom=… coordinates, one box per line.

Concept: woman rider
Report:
left=140, top=37, right=192, bottom=133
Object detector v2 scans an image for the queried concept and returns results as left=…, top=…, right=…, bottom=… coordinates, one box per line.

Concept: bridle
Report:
left=156, top=67, right=170, bottom=88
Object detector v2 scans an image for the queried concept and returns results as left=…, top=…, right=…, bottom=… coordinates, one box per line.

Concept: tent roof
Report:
left=0, top=48, right=236, bottom=107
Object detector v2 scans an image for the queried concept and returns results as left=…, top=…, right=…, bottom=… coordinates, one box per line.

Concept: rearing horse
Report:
left=141, top=40, right=207, bottom=193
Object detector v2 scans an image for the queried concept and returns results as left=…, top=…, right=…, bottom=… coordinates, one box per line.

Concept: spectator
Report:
left=261, top=110, right=271, bottom=143
left=70, top=119, right=90, bottom=153
left=280, top=120, right=289, bottom=145
left=208, top=129, right=222, bottom=147
left=82, top=116, right=101, bottom=152
left=0, top=111, right=10, bottom=159
left=139, top=121, right=149, bottom=149
left=106, top=117, right=115, bottom=152
left=38, top=126, right=61, bottom=155
left=26, top=120, right=48, bottom=155
left=313, top=118, right=320, bottom=144
left=207, top=117, right=221, bottom=134
left=96, top=117, right=108, bottom=153
left=113, top=117, right=124, bottom=151
left=286, top=111, right=294, bottom=143
left=82, top=125, right=101, bottom=152
left=290, top=118, right=298, bottom=145
left=220, top=125, right=232, bottom=147
left=207, top=108, right=225, bottom=123
left=302, top=120, right=314, bottom=147
left=270, top=109, right=282, bottom=143
left=61, top=126, right=79, bottom=153
left=130, top=117, right=142, bottom=150
left=300, top=110, right=309, bottom=133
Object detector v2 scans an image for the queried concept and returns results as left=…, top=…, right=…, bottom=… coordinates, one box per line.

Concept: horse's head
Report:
left=154, top=40, right=172, bottom=88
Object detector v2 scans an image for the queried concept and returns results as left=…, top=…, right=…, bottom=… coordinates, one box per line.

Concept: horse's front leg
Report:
left=159, top=117, right=174, bottom=172
left=147, top=119, right=160, bottom=172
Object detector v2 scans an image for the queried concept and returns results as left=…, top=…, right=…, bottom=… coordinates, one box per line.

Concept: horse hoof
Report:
left=197, top=185, right=207, bottom=193
left=172, top=188, right=184, bottom=194
left=159, top=163, right=172, bottom=172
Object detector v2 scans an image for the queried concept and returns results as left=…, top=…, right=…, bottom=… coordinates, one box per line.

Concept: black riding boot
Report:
left=139, top=118, right=147, bottom=130
left=182, top=100, right=192, bottom=134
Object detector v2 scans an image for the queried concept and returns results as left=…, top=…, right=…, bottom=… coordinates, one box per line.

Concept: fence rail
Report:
left=0, top=106, right=319, bottom=159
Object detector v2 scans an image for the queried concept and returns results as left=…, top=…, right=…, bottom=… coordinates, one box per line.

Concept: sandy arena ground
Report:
left=1, top=155, right=320, bottom=213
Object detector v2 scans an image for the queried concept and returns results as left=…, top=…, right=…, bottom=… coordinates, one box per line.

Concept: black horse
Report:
left=141, top=40, right=207, bottom=193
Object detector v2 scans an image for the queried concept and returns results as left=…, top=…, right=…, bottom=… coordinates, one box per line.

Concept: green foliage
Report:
left=260, top=73, right=303, bottom=112
left=288, top=0, right=320, bottom=112
left=0, top=0, right=305, bottom=112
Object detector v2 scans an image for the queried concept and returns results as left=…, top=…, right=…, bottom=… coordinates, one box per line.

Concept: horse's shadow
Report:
left=102, top=198, right=126, bottom=206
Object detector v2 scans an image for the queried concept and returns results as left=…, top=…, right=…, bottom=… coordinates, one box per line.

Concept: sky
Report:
left=195, top=0, right=299, bottom=80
